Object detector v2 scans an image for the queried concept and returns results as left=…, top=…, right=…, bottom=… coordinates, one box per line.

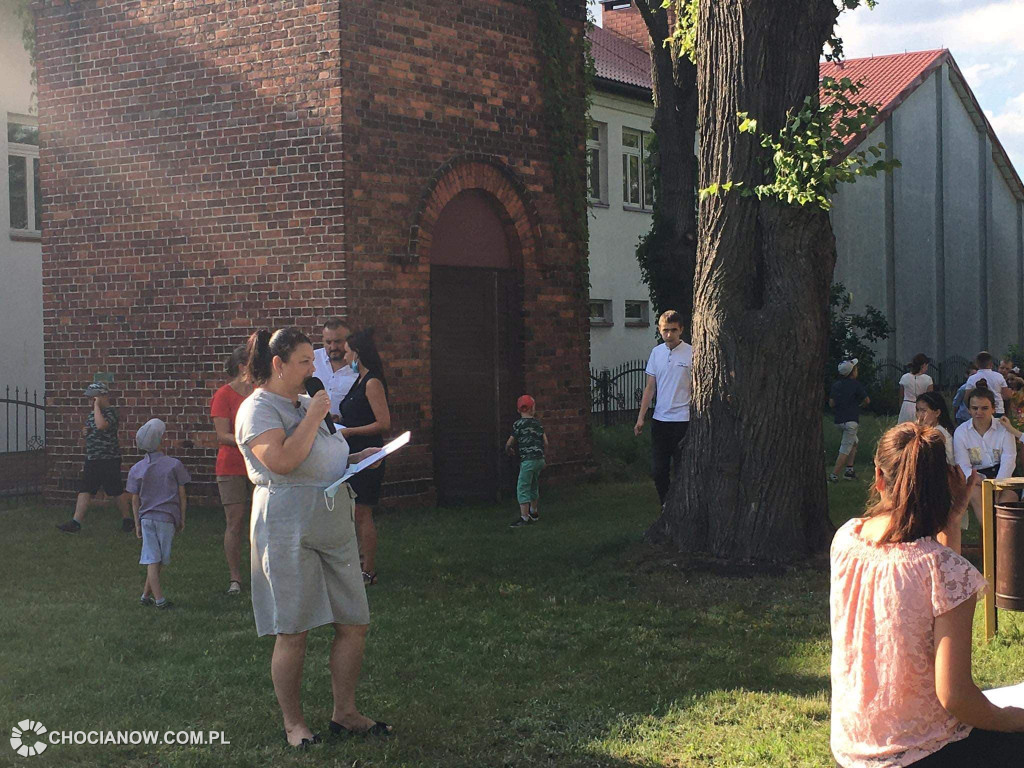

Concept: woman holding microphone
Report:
left=234, top=327, right=390, bottom=748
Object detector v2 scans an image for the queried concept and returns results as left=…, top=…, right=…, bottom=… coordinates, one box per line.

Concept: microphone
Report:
left=304, top=377, right=337, bottom=434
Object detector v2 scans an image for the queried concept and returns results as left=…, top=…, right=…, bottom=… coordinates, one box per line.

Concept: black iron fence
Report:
left=590, top=355, right=979, bottom=424
left=1, top=387, right=46, bottom=506
left=590, top=359, right=648, bottom=426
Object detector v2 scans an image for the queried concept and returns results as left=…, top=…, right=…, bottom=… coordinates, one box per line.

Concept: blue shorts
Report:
left=139, top=519, right=175, bottom=565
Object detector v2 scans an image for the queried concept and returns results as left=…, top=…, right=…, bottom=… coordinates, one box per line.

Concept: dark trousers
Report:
left=906, top=728, right=1024, bottom=766
left=650, top=419, right=689, bottom=506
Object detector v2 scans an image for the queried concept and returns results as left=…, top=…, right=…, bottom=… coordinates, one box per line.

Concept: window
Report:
left=8, top=117, right=41, bottom=236
left=624, top=300, right=650, bottom=327
left=622, top=127, right=654, bottom=210
left=586, top=122, right=606, bottom=204
left=589, top=299, right=613, bottom=326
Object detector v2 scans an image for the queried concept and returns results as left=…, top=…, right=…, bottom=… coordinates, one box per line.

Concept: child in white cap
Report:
left=126, top=419, right=190, bottom=609
left=828, top=359, right=871, bottom=482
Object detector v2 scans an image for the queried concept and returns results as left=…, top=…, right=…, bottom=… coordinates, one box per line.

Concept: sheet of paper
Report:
left=983, top=682, right=1024, bottom=708
left=325, top=431, right=411, bottom=498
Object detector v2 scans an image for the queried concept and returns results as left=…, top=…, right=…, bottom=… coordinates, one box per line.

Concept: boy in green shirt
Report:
left=505, top=395, right=548, bottom=528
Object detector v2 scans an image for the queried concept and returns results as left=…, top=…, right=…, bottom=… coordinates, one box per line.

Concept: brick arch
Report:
left=409, top=156, right=542, bottom=266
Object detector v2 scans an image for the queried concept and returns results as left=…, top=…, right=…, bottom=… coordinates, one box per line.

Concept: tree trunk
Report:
left=648, top=0, right=840, bottom=563
left=634, top=1, right=698, bottom=324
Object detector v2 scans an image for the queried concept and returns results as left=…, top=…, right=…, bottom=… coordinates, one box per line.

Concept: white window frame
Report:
left=587, top=122, right=607, bottom=205
left=589, top=298, right=613, bottom=326
left=7, top=115, right=41, bottom=239
left=622, top=127, right=653, bottom=211
left=624, top=299, right=650, bottom=327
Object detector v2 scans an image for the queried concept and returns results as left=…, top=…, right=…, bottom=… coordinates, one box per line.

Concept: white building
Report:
left=1, top=1, right=44, bottom=447
left=591, top=2, right=1024, bottom=377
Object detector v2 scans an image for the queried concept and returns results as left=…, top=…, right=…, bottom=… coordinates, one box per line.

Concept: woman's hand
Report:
left=348, top=447, right=383, bottom=470
left=306, top=390, right=331, bottom=425
left=999, top=416, right=1022, bottom=439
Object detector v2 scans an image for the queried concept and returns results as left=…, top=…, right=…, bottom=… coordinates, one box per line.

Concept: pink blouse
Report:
left=830, top=517, right=988, bottom=767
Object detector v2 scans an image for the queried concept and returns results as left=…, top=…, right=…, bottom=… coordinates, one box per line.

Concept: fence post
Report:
left=600, top=369, right=611, bottom=428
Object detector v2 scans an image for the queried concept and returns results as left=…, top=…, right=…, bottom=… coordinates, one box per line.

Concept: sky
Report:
left=588, top=0, right=1024, bottom=176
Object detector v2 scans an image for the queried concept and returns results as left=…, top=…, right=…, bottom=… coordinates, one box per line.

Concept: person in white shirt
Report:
left=897, top=353, right=934, bottom=423
left=634, top=310, right=692, bottom=507
left=963, top=351, right=1012, bottom=417
left=312, top=317, right=359, bottom=422
left=952, top=383, right=1017, bottom=527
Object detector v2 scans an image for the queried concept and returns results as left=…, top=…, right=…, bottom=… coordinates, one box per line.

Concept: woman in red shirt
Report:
left=210, top=346, right=254, bottom=594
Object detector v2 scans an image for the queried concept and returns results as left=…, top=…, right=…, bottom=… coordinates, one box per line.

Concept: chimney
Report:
left=600, top=1, right=650, bottom=52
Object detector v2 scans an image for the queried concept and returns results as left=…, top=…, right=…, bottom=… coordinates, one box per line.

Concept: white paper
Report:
left=983, top=682, right=1024, bottom=708
left=325, top=431, right=411, bottom=498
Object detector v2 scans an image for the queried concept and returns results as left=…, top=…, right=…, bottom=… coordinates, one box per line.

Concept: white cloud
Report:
left=960, top=59, right=1019, bottom=85
left=989, top=92, right=1024, bottom=138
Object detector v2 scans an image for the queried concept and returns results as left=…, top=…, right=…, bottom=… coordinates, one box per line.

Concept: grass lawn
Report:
left=2, top=420, right=1024, bottom=767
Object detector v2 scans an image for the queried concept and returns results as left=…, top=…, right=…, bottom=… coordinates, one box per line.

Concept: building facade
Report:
left=1, top=0, right=44, bottom=437
left=34, top=0, right=592, bottom=505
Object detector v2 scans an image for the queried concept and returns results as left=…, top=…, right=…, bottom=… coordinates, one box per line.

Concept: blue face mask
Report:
left=351, top=359, right=359, bottom=373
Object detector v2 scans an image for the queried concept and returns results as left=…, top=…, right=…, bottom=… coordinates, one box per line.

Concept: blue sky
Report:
left=589, top=0, right=1024, bottom=175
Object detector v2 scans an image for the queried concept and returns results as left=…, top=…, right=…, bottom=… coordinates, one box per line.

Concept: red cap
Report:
left=517, top=395, right=535, bottom=412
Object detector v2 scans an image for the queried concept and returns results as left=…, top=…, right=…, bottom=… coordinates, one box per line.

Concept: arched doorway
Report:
left=430, top=189, right=523, bottom=503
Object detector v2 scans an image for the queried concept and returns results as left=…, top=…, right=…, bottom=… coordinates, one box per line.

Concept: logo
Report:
left=10, top=720, right=48, bottom=757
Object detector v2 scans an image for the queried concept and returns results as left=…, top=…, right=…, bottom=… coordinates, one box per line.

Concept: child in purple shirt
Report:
left=127, top=419, right=190, bottom=609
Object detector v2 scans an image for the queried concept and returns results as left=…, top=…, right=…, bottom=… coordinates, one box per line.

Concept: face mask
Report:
left=351, top=359, right=359, bottom=373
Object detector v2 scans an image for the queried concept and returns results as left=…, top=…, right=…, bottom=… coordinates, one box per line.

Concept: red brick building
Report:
left=35, top=0, right=591, bottom=506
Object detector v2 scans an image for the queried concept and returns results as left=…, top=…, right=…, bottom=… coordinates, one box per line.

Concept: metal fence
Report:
left=0, top=387, right=46, bottom=506
left=590, top=359, right=648, bottom=426
left=870, top=355, right=973, bottom=392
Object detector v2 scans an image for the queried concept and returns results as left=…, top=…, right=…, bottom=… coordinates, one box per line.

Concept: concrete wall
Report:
left=587, top=89, right=657, bottom=370
left=0, top=5, right=44, bottom=451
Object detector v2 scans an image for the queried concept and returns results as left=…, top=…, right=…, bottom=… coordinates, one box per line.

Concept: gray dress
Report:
left=235, top=389, right=369, bottom=636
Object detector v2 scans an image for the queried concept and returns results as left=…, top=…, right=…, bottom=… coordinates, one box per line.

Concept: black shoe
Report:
left=328, top=720, right=391, bottom=737
left=528, top=511, right=540, bottom=522
left=56, top=519, right=81, bottom=533
left=843, top=468, right=857, bottom=480
left=156, top=600, right=174, bottom=610
left=121, top=517, right=135, bottom=533
left=509, top=517, right=530, bottom=528
left=282, top=731, right=322, bottom=749
left=140, top=595, right=155, bottom=607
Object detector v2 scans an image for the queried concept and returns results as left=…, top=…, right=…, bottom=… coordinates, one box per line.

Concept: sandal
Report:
left=282, top=730, right=321, bottom=749
left=227, top=580, right=242, bottom=595
left=328, top=719, right=391, bottom=737
left=362, top=571, right=377, bottom=586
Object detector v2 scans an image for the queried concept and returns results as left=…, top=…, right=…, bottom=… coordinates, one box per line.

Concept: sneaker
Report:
left=227, top=580, right=242, bottom=596
left=509, top=517, right=530, bottom=528
left=140, top=595, right=155, bottom=607
left=121, top=518, right=135, bottom=533
left=56, top=519, right=81, bottom=533
left=528, top=511, right=540, bottom=522
left=155, top=600, right=173, bottom=610
left=827, top=474, right=839, bottom=483
left=843, top=468, right=857, bottom=480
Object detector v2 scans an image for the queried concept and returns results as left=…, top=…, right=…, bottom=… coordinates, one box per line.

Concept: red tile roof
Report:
left=589, top=24, right=651, bottom=91
left=819, top=50, right=946, bottom=146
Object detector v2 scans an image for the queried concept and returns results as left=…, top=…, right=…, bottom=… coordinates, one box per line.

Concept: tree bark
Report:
left=647, top=0, right=840, bottom=563
left=634, top=1, right=698, bottom=324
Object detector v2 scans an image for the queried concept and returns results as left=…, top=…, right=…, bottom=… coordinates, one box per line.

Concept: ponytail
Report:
left=244, top=329, right=273, bottom=385
left=869, top=423, right=953, bottom=543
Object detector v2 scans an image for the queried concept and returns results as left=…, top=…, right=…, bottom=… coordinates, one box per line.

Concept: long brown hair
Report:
left=868, top=422, right=956, bottom=543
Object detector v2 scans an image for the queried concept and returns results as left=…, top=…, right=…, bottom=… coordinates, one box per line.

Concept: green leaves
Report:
left=703, top=81, right=899, bottom=210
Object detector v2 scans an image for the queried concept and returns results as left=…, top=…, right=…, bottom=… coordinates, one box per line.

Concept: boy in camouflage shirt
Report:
left=505, top=395, right=548, bottom=527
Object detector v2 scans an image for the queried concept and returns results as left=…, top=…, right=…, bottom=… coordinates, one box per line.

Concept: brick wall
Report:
left=602, top=1, right=650, bottom=51
left=35, top=0, right=591, bottom=505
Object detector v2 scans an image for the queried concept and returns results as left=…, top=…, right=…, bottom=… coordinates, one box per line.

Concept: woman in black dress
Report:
left=340, top=329, right=391, bottom=585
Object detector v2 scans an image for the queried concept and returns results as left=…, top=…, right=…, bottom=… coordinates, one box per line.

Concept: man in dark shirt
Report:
left=56, top=382, right=134, bottom=533
left=828, top=359, right=870, bottom=482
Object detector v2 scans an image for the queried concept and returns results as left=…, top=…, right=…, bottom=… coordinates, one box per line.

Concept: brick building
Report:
left=34, top=0, right=591, bottom=506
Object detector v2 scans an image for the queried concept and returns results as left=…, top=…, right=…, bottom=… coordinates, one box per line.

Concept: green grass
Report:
left=1, top=424, right=1022, bottom=767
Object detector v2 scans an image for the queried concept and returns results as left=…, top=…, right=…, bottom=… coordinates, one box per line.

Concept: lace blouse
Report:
left=830, top=517, right=988, bottom=767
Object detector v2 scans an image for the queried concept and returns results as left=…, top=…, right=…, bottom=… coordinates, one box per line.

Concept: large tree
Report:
left=648, top=0, right=856, bottom=563
left=633, top=1, right=698, bottom=323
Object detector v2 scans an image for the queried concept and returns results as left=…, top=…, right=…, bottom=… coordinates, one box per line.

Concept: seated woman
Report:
left=234, top=327, right=391, bottom=748
left=951, top=382, right=1017, bottom=529
left=831, top=422, right=1024, bottom=767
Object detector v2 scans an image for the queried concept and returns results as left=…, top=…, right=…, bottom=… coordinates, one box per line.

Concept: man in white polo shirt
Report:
left=634, top=310, right=692, bottom=507
left=312, top=316, right=359, bottom=422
